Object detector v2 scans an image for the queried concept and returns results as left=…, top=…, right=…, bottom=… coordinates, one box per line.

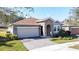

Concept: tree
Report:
left=69, top=7, right=79, bottom=25
left=0, top=7, right=34, bottom=24
left=64, top=7, right=79, bottom=26
left=70, top=7, right=79, bottom=20
left=14, top=7, right=34, bottom=17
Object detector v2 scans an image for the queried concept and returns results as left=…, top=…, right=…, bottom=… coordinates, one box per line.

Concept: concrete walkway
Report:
left=21, top=37, right=56, bottom=50
left=31, top=41, right=79, bottom=51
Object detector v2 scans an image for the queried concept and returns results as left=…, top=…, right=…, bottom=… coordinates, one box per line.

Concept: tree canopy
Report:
left=0, top=7, right=34, bottom=24
left=64, top=7, right=79, bottom=26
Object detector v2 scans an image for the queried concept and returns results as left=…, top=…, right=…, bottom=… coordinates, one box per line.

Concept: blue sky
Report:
left=30, top=7, right=72, bottom=21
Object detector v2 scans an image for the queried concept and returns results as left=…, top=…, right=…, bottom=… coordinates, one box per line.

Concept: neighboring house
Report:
left=62, top=25, right=70, bottom=31
left=62, top=25, right=79, bottom=35
left=62, top=21, right=79, bottom=36
left=8, top=17, right=62, bottom=38
left=70, top=26, right=79, bottom=35
left=0, top=22, right=7, bottom=28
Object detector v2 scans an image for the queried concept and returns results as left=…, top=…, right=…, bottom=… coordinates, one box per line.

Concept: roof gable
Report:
left=37, top=17, right=54, bottom=23
left=13, top=17, right=54, bottom=26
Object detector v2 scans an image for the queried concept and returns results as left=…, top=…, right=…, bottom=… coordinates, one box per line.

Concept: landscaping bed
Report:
left=51, top=29, right=79, bottom=44
left=0, top=31, right=18, bottom=41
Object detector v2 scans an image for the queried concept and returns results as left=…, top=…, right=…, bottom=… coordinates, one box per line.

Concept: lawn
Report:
left=0, top=30, right=28, bottom=51
left=51, top=38, right=79, bottom=44
left=0, top=40, right=28, bottom=51
left=70, top=44, right=79, bottom=50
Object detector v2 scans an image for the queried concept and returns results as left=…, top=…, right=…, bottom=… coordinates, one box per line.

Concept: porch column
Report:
left=41, top=23, right=47, bottom=37
left=50, top=24, right=52, bottom=36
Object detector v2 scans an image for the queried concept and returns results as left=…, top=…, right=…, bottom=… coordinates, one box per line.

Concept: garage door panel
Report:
left=17, top=27, right=39, bottom=38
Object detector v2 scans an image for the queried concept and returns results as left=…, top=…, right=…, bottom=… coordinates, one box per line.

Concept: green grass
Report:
left=70, top=44, right=79, bottom=50
left=0, top=40, right=28, bottom=51
left=0, top=29, right=28, bottom=51
left=51, top=38, right=79, bottom=44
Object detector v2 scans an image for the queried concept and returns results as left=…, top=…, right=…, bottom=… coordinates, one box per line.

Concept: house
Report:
left=8, top=17, right=62, bottom=38
left=62, top=21, right=79, bottom=36
left=62, top=25, right=79, bottom=36
left=0, top=22, right=7, bottom=28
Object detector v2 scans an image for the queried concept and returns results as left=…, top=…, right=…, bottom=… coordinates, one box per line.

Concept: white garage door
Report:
left=17, top=26, right=39, bottom=38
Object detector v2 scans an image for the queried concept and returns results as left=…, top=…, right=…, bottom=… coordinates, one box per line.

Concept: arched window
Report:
left=58, top=26, right=60, bottom=31
left=54, top=27, right=56, bottom=31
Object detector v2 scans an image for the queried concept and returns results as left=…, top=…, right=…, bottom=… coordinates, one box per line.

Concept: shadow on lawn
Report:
left=0, top=36, right=15, bottom=47
left=0, top=42, right=13, bottom=47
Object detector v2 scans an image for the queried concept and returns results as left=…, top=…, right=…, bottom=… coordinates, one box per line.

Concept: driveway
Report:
left=30, top=41, right=79, bottom=51
left=21, top=37, right=56, bottom=50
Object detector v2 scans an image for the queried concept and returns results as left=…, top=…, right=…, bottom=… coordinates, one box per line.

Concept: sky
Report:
left=29, top=7, right=72, bottom=21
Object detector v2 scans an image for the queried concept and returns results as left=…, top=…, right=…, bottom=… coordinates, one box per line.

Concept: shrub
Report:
left=65, top=31, right=71, bottom=35
left=6, top=31, right=10, bottom=33
left=71, top=34, right=77, bottom=38
left=58, top=30, right=72, bottom=37
left=6, top=32, right=11, bottom=39
left=6, top=32, right=18, bottom=40
left=58, top=30, right=66, bottom=37
left=10, top=34, right=18, bottom=40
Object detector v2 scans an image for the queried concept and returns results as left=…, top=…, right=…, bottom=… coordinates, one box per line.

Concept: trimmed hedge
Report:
left=6, top=33, right=11, bottom=39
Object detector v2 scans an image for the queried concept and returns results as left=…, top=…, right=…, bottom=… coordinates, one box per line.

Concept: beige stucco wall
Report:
left=38, top=20, right=53, bottom=37
left=45, top=20, right=53, bottom=36
left=38, top=22, right=46, bottom=37
left=8, top=25, right=14, bottom=34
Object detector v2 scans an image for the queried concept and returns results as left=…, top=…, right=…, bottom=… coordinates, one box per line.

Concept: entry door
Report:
left=40, top=26, right=43, bottom=36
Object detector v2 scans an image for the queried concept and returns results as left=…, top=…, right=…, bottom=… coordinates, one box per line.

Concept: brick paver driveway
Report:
left=21, top=37, right=56, bottom=50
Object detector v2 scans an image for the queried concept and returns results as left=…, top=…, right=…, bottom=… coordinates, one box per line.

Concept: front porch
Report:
left=38, top=18, right=54, bottom=37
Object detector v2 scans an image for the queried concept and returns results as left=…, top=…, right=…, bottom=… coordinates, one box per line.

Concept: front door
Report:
left=40, top=26, right=43, bottom=36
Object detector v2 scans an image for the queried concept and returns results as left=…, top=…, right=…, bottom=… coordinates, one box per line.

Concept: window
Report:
left=57, top=26, right=60, bottom=31
left=54, top=27, right=56, bottom=31
left=58, top=28, right=60, bottom=31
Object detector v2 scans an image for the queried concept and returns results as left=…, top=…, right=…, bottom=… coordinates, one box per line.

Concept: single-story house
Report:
left=8, top=17, right=62, bottom=38
left=0, top=22, right=7, bottom=28
left=62, top=25, right=79, bottom=35
left=62, top=20, right=79, bottom=36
